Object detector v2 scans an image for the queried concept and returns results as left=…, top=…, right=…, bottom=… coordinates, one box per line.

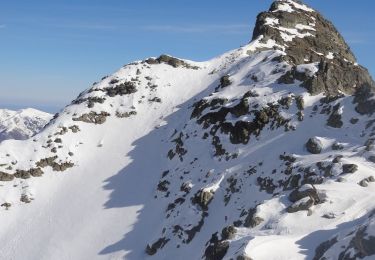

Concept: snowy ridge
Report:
left=0, top=1, right=375, bottom=260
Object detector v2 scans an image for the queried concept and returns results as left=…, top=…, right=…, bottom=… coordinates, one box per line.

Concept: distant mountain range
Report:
left=0, top=108, right=52, bottom=142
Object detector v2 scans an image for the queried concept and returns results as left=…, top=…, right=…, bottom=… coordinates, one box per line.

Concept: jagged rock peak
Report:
left=252, top=0, right=354, bottom=62
left=250, top=0, right=375, bottom=96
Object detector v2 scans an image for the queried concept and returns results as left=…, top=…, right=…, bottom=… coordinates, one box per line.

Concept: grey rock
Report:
left=327, top=104, right=343, bottom=128
left=306, top=137, right=323, bottom=154
left=0, top=171, right=14, bottom=181
left=220, top=75, right=231, bottom=88
left=332, top=142, right=344, bottom=151
left=193, top=189, right=214, bottom=211
left=244, top=207, right=264, bottom=228
left=204, top=240, right=229, bottom=260
left=237, top=254, right=253, bottom=260
left=342, top=164, right=358, bottom=174
left=221, top=225, right=236, bottom=240
left=0, top=202, right=11, bottom=210
left=145, top=237, right=169, bottom=256
left=253, top=1, right=375, bottom=96
left=287, top=197, right=315, bottom=213
left=73, top=111, right=110, bottom=124
left=289, top=185, right=320, bottom=203
left=313, top=237, right=338, bottom=260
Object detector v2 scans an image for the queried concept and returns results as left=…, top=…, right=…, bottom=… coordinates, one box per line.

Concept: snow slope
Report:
left=0, top=108, right=52, bottom=142
left=0, top=1, right=375, bottom=259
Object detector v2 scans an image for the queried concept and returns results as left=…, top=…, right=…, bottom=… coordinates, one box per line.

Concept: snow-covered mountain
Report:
left=0, top=108, right=52, bottom=142
left=0, top=1, right=375, bottom=259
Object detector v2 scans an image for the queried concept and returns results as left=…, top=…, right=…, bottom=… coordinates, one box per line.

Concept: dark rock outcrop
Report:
left=342, top=164, right=358, bottom=174
left=0, top=171, right=14, bottom=181
left=192, top=189, right=214, bottom=211
left=73, top=111, right=110, bottom=124
left=145, top=55, right=199, bottom=69
left=244, top=207, right=264, bottom=228
left=288, top=184, right=320, bottom=203
left=306, top=137, right=323, bottom=154
left=221, top=225, right=236, bottom=240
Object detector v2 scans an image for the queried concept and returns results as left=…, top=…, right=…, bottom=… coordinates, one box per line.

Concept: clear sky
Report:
left=1, top=0, right=374, bottom=112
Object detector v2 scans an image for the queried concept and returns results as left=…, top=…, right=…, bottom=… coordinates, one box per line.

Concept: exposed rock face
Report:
left=252, top=0, right=375, bottom=96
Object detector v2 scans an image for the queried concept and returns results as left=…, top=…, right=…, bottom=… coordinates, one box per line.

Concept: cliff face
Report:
left=0, top=1, right=374, bottom=260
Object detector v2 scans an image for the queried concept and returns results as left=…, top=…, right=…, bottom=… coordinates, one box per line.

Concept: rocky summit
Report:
left=0, top=1, right=375, bottom=259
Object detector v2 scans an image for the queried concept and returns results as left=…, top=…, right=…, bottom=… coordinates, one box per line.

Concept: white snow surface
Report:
left=273, top=0, right=314, bottom=13
left=0, top=10, right=374, bottom=260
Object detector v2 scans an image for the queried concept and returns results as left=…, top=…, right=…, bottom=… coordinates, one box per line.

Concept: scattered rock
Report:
left=221, top=225, right=236, bottom=240
left=288, top=184, right=320, bottom=203
left=326, top=104, right=343, bottom=128
left=332, top=142, right=344, bottom=150
left=359, top=176, right=375, bottom=187
left=220, top=75, right=231, bottom=88
left=0, top=202, right=11, bottom=210
left=51, top=162, right=74, bottom=172
left=36, top=156, right=58, bottom=168
left=68, top=125, right=80, bottom=133
left=0, top=171, right=14, bottom=181
left=73, top=111, right=110, bottom=124
left=192, top=189, right=214, bottom=211
left=287, top=197, right=315, bottom=213
left=145, top=237, right=170, bottom=256
left=105, top=81, right=137, bottom=97
left=204, top=240, right=230, bottom=260
left=244, top=207, right=264, bottom=228
left=313, top=237, right=338, bottom=260
left=157, top=180, right=170, bottom=192
left=296, top=96, right=305, bottom=110
left=350, top=118, right=359, bottom=124
left=237, top=254, right=253, bottom=260
left=115, top=111, right=137, bottom=118
left=353, top=84, right=375, bottom=115
left=20, top=194, right=31, bottom=203
left=342, top=164, right=358, bottom=174
left=145, top=55, right=198, bottom=69
left=306, top=137, right=323, bottom=154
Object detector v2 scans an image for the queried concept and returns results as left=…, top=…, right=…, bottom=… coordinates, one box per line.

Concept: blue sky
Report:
left=1, top=0, right=374, bottom=112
